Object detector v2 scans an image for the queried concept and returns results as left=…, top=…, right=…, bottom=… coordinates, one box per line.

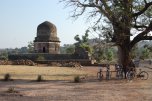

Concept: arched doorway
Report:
left=43, top=47, right=46, bottom=53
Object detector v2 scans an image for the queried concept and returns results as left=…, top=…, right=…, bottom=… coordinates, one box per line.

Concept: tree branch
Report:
left=133, top=2, right=152, bottom=17
left=76, top=0, right=113, bottom=22
left=144, top=0, right=147, bottom=4
left=101, top=0, right=113, bottom=15
left=142, top=36, right=152, bottom=40
left=129, top=21, right=152, bottom=49
left=133, top=25, right=148, bottom=29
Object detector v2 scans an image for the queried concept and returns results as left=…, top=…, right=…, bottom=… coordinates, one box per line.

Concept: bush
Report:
left=36, top=75, right=43, bottom=82
left=74, top=75, right=81, bottom=83
left=4, top=73, right=11, bottom=81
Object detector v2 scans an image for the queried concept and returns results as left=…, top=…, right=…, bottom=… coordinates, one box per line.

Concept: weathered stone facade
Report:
left=8, top=21, right=94, bottom=66
left=34, top=21, right=60, bottom=54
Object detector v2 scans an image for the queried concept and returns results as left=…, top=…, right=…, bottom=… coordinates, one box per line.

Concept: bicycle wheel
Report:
left=97, top=72, right=103, bottom=80
left=139, top=71, right=149, bottom=80
left=126, top=71, right=135, bottom=80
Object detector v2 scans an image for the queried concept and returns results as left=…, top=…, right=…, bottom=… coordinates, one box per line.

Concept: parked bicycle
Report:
left=115, top=64, right=124, bottom=79
left=106, top=64, right=112, bottom=80
left=126, top=67, right=149, bottom=80
left=97, top=68, right=103, bottom=81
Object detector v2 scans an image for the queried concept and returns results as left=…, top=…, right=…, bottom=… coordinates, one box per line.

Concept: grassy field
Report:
left=0, top=65, right=94, bottom=80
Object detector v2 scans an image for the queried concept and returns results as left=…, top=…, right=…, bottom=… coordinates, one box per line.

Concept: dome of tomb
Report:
left=37, top=21, right=57, bottom=37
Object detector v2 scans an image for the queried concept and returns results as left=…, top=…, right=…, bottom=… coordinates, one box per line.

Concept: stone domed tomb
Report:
left=8, top=21, right=93, bottom=65
left=34, top=21, right=60, bottom=54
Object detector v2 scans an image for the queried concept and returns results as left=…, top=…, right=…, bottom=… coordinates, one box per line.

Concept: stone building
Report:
left=8, top=21, right=94, bottom=66
left=34, top=21, right=60, bottom=54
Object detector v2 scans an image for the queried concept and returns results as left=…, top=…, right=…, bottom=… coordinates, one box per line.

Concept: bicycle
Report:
left=115, top=64, right=124, bottom=80
left=97, top=68, right=103, bottom=81
left=106, top=64, right=112, bottom=80
left=126, top=67, right=149, bottom=80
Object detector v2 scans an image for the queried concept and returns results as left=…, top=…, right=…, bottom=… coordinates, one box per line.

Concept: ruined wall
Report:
left=8, top=53, right=93, bottom=66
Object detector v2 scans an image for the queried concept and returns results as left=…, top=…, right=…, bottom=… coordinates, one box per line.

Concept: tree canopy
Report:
left=74, top=32, right=93, bottom=54
left=61, top=0, right=152, bottom=45
left=60, top=0, right=152, bottom=68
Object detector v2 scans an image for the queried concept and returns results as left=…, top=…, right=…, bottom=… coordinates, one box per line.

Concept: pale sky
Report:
left=0, top=0, right=93, bottom=48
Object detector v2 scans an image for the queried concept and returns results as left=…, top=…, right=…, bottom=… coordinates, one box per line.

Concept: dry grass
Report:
left=0, top=65, right=94, bottom=80
left=0, top=65, right=152, bottom=101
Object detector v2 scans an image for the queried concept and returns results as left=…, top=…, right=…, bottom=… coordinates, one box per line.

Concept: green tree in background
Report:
left=74, top=32, right=93, bottom=54
left=130, top=44, right=139, bottom=59
left=141, top=46, right=150, bottom=59
left=106, top=49, right=114, bottom=61
left=27, top=41, right=34, bottom=53
left=65, top=45, right=75, bottom=54
left=0, top=51, right=8, bottom=60
left=61, top=0, right=152, bottom=72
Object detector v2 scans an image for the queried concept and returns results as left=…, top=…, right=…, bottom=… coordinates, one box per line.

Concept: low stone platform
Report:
left=8, top=53, right=93, bottom=66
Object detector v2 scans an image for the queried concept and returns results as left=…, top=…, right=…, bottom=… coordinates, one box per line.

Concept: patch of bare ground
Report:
left=0, top=64, right=151, bottom=101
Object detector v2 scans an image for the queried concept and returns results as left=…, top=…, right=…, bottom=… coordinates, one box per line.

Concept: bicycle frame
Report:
left=97, top=68, right=103, bottom=81
left=126, top=68, right=149, bottom=80
left=115, top=64, right=124, bottom=79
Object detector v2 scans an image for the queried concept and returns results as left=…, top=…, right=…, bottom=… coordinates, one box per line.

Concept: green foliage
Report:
left=146, top=44, right=152, bottom=58
left=130, top=44, right=139, bottom=59
left=93, top=47, right=115, bottom=63
left=106, top=49, right=114, bottom=61
left=60, top=46, right=66, bottom=54
left=140, top=47, right=150, bottom=59
left=0, top=51, right=8, bottom=60
left=61, top=0, right=152, bottom=67
left=74, top=32, right=89, bottom=43
left=74, top=75, right=80, bottom=83
left=60, top=44, right=75, bottom=54
left=93, top=48, right=106, bottom=62
left=80, top=43, right=93, bottom=54
left=82, top=33, right=89, bottom=43
left=27, top=41, right=34, bottom=53
left=20, top=47, right=28, bottom=53
left=4, top=73, right=11, bottom=81
left=65, top=45, right=75, bottom=54
left=74, top=32, right=92, bottom=54
left=74, top=35, right=81, bottom=42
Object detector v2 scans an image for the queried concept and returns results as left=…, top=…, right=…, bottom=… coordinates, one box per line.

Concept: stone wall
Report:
left=8, top=53, right=93, bottom=66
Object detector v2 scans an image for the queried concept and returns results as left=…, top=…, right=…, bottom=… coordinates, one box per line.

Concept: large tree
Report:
left=60, top=0, right=152, bottom=72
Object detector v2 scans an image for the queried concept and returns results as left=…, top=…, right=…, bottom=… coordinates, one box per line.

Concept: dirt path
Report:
left=0, top=65, right=152, bottom=101
left=0, top=79, right=152, bottom=101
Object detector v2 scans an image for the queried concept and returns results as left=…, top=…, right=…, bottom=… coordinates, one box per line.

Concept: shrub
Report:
left=4, top=73, right=11, bottom=81
left=36, top=75, right=43, bottom=82
left=74, top=75, right=81, bottom=83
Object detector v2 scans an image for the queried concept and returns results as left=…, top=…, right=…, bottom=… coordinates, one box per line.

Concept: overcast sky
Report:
left=0, top=0, right=94, bottom=48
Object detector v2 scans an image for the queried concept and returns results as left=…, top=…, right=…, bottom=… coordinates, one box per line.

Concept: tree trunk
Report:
left=117, top=45, right=133, bottom=78
left=113, top=19, right=133, bottom=78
